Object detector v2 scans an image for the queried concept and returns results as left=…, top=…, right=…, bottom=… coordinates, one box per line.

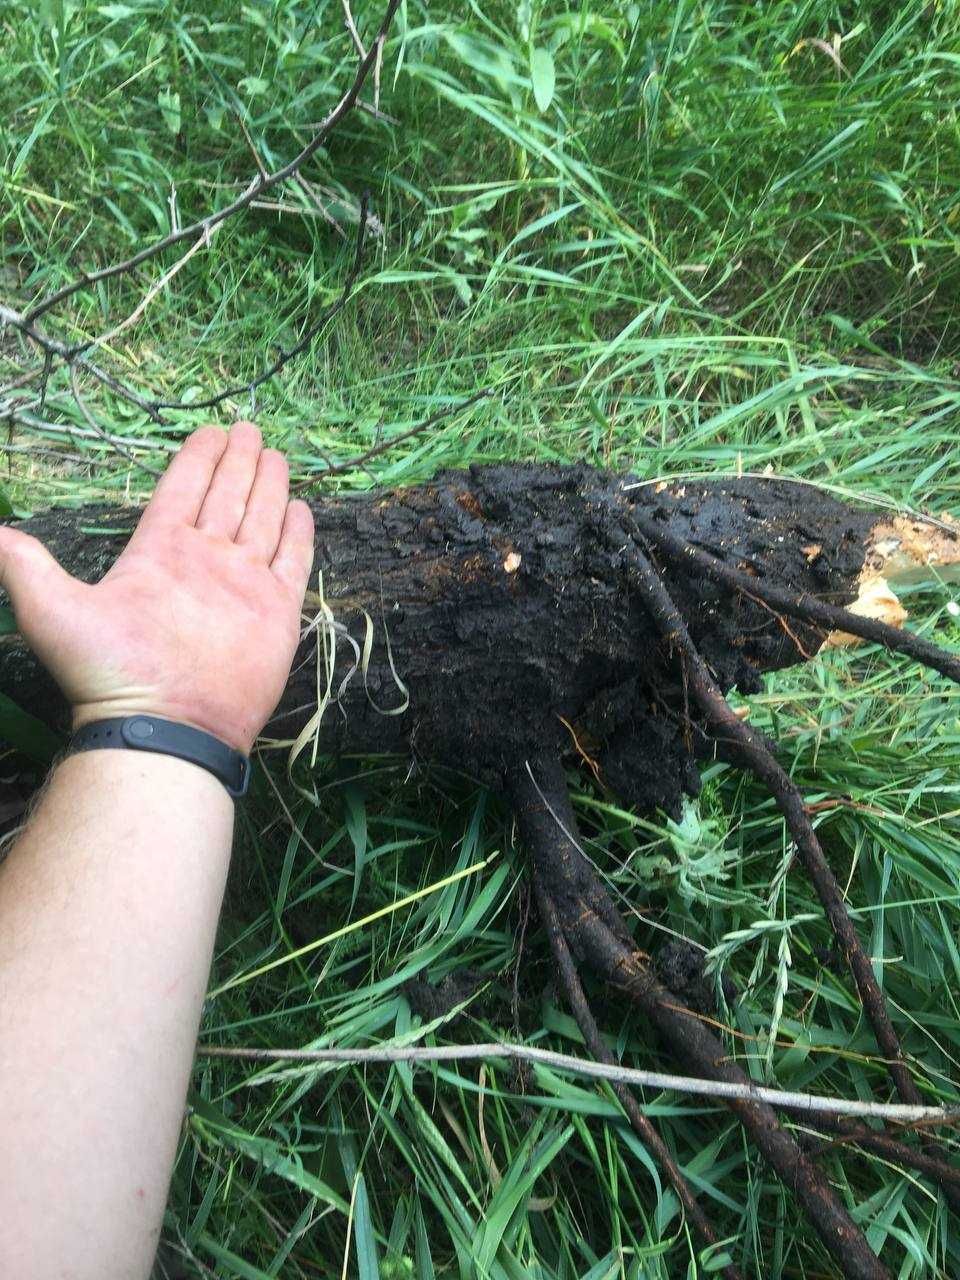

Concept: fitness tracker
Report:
left=70, top=715, right=251, bottom=799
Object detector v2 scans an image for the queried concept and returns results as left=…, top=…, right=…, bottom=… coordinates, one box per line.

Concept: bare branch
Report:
left=69, top=229, right=214, bottom=360
left=21, top=0, right=402, bottom=326
left=0, top=407, right=176, bottom=455
left=195, top=1042, right=959, bottom=1125
left=341, top=0, right=367, bottom=57
left=0, top=365, right=45, bottom=394
left=0, top=304, right=166, bottom=423
left=292, top=386, right=494, bottom=489
left=69, top=365, right=163, bottom=476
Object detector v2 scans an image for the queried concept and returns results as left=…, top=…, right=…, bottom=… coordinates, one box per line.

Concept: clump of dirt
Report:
left=654, top=939, right=737, bottom=1016
left=403, top=969, right=487, bottom=1024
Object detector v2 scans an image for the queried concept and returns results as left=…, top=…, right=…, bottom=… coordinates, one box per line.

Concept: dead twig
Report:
left=69, top=365, right=163, bottom=476
left=0, top=303, right=166, bottom=423
left=341, top=0, right=367, bottom=57
left=195, top=1039, right=958, bottom=1125
left=1, top=1, right=403, bottom=453
left=155, top=193, right=371, bottom=414
left=0, top=407, right=176, bottom=455
left=0, top=440, right=117, bottom=467
left=19, top=0, right=401, bottom=327
left=291, top=386, right=494, bottom=488
left=70, top=229, right=214, bottom=360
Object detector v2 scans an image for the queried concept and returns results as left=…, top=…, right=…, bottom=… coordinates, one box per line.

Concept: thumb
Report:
left=0, top=526, right=76, bottom=631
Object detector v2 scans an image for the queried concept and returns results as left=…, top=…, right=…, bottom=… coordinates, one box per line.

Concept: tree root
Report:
left=622, top=531, right=913, bottom=1088
left=532, top=876, right=742, bottom=1280
left=511, top=755, right=893, bottom=1280
left=795, top=1112, right=960, bottom=1192
left=629, top=508, right=960, bottom=684
left=622, top=526, right=960, bottom=1216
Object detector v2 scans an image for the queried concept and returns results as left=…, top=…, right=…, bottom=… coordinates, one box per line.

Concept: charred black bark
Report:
left=1, top=465, right=879, bottom=817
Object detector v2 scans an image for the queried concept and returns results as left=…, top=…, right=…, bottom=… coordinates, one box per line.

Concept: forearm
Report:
left=0, top=750, right=234, bottom=1280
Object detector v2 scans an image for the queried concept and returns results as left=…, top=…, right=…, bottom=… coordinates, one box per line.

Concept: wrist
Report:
left=71, top=702, right=255, bottom=756
left=56, top=740, right=233, bottom=809
left=68, top=714, right=252, bottom=800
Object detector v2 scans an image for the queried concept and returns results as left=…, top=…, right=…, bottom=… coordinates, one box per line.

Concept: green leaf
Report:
left=0, top=607, right=17, bottom=636
left=515, top=0, right=531, bottom=42
left=10, top=104, right=55, bottom=179
left=352, top=1173, right=380, bottom=1280
left=0, top=484, right=13, bottom=517
left=0, top=693, right=65, bottom=764
left=197, top=1235, right=274, bottom=1280
left=529, top=47, right=555, bottom=113
left=450, top=272, right=473, bottom=305
left=343, top=781, right=368, bottom=908
left=157, top=85, right=181, bottom=135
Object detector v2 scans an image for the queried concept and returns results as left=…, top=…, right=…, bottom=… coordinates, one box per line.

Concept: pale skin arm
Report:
left=0, top=422, right=315, bottom=1280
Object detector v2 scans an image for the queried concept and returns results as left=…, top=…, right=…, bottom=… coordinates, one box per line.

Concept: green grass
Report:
left=3, top=0, right=960, bottom=1275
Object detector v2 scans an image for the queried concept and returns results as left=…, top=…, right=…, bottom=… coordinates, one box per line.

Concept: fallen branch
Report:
left=18, top=0, right=401, bottom=327
left=154, top=194, right=371, bottom=415
left=69, top=365, right=163, bottom=477
left=0, top=408, right=176, bottom=455
left=291, top=387, right=494, bottom=488
left=0, top=303, right=168, bottom=423
left=0, top=0, right=402, bottom=457
left=195, top=1040, right=958, bottom=1125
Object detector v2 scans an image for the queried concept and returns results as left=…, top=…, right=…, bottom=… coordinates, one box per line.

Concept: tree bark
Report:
left=3, top=463, right=912, bottom=813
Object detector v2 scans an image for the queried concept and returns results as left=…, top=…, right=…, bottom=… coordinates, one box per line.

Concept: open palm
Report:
left=0, top=422, right=315, bottom=754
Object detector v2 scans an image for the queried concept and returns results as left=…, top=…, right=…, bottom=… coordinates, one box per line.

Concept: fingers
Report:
left=195, top=421, right=263, bottom=540
left=235, top=448, right=289, bottom=562
left=0, top=527, right=76, bottom=630
left=270, top=500, right=315, bottom=600
left=131, top=426, right=229, bottom=544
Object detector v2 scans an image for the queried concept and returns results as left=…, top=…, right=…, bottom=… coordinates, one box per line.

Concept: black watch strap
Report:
left=70, top=716, right=251, bottom=799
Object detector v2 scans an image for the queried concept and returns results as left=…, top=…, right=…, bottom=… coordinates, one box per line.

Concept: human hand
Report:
left=0, top=422, right=315, bottom=754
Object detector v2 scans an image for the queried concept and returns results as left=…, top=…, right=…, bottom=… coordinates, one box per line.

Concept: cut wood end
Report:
left=864, top=514, right=960, bottom=585
left=824, top=513, right=959, bottom=649
left=824, top=577, right=907, bottom=648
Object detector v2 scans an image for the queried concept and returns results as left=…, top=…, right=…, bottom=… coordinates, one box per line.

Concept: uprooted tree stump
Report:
left=5, top=463, right=960, bottom=1279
